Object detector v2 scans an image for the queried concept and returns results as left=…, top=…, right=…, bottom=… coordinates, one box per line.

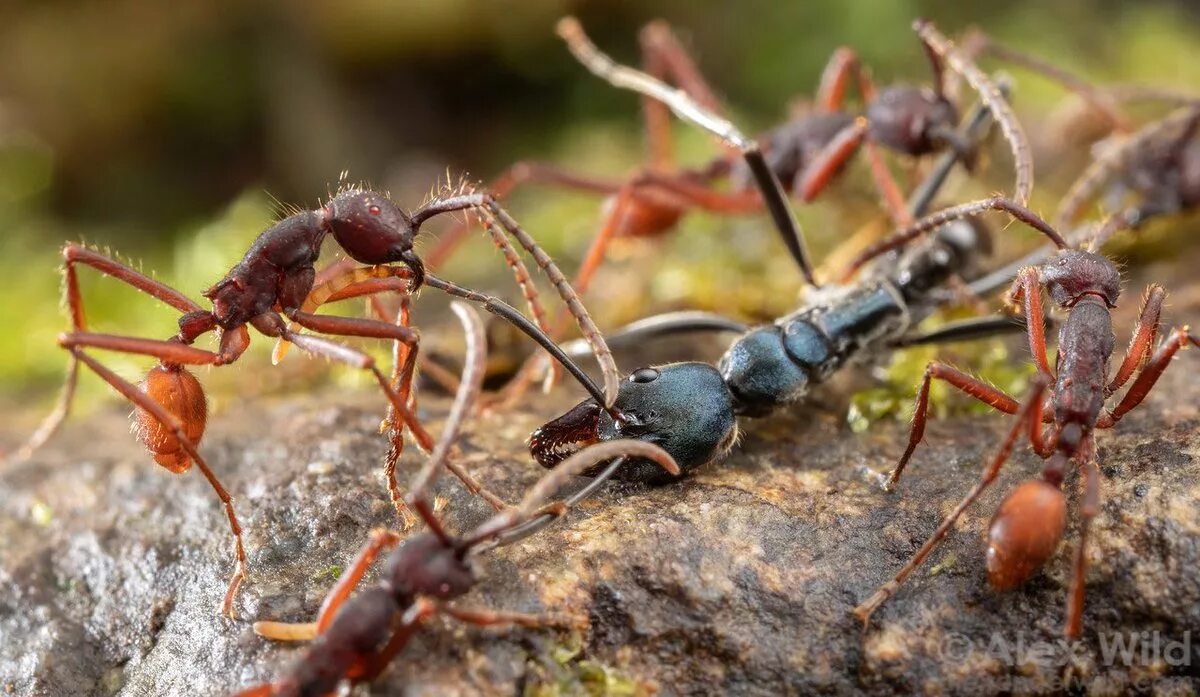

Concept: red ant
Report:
left=427, top=15, right=1026, bottom=323
left=851, top=190, right=1200, bottom=638
left=10, top=185, right=622, bottom=618
left=232, top=302, right=677, bottom=697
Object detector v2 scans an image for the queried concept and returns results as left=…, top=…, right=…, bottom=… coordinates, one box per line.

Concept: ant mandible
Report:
left=232, top=302, right=677, bottom=696
left=852, top=186, right=1200, bottom=639
left=12, top=183, right=622, bottom=618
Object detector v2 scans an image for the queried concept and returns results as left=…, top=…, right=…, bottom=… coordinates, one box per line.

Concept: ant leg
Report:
left=271, top=314, right=506, bottom=514
left=357, top=598, right=438, bottom=683
left=488, top=185, right=641, bottom=407
left=841, top=196, right=1068, bottom=281
left=1006, top=267, right=1055, bottom=379
left=558, top=17, right=819, bottom=287
left=1107, top=284, right=1165, bottom=395
left=440, top=603, right=582, bottom=630
left=796, top=118, right=868, bottom=203
left=253, top=529, right=403, bottom=641
left=10, top=245, right=206, bottom=462
left=68, top=348, right=247, bottom=617
left=890, top=315, right=1036, bottom=347
left=886, top=361, right=1022, bottom=489
left=405, top=302, right=504, bottom=539
left=1100, top=327, right=1200, bottom=426
left=862, top=138, right=915, bottom=228
left=816, top=47, right=872, bottom=112
left=1065, top=445, right=1100, bottom=639
left=855, top=378, right=1049, bottom=624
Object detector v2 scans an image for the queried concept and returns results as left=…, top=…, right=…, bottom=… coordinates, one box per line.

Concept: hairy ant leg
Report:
left=1066, top=449, right=1100, bottom=639
left=815, top=47, right=875, bottom=112
left=66, top=348, right=247, bottom=618
left=9, top=245, right=206, bottom=462
left=1100, top=326, right=1200, bottom=426
left=886, top=363, right=1023, bottom=489
left=1107, top=285, right=1165, bottom=395
left=855, top=377, right=1049, bottom=624
left=254, top=529, right=404, bottom=642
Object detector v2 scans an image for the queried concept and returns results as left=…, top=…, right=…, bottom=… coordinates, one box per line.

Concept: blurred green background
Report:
left=1, top=0, right=1197, bottom=422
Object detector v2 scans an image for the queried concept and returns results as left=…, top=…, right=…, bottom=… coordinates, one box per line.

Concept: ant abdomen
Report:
left=132, top=364, right=207, bottom=473
left=985, top=479, right=1067, bottom=590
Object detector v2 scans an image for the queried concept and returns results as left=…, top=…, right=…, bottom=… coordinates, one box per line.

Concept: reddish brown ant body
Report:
left=13, top=186, right=620, bottom=618
left=428, top=15, right=1025, bottom=307
left=852, top=189, right=1200, bottom=639
left=232, top=303, right=677, bottom=697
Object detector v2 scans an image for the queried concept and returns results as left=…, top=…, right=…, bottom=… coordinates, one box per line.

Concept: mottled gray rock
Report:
left=2, top=259, right=1199, bottom=697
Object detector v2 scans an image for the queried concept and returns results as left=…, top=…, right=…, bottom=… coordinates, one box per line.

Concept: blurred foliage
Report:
left=0, top=0, right=1197, bottom=420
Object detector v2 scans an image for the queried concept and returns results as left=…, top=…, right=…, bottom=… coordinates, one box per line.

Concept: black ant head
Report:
left=384, top=532, right=475, bottom=600
left=1040, top=249, right=1121, bottom=308
left=529, top=362, right=737, bottom=482
left=323, top=190, right=424, bottom=284
left=865, top=85, right=959, bottom=157
left=897, top=216, right=994, bottom=297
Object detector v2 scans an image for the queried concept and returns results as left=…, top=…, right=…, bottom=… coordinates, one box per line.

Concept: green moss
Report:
left=525, top=636, right=649, bottom=697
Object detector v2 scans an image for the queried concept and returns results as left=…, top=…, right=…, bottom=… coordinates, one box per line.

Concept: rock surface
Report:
left=2, top=258, right=1199, bottom=697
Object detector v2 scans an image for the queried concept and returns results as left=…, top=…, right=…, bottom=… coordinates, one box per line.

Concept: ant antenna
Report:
left=557, top=16, right=820, bottom=287
left=914, top=19, right=1034, bottom=207
left=405, top=301, right=488, bottom=546
left=459, top=439, right=679, bottom=551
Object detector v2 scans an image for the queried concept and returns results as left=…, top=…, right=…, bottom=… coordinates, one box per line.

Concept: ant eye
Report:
left=368, top=205, right=381, bottom=216
left=631, top=368, right=659, bottom=383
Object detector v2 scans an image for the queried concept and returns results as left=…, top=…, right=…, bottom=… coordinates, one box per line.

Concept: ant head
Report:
left=529, top=362, right=737, bottom=482
left=986, top=479, right=1067, bottom=590
left=898, top=216, right=994, bottom=295
left=865, top=85, right=959, bottom=157
left=323, top=190, right=422, bottom=277
left=1040, top=249, right=1121, bottom=308
left=385, top=532, right=475, bottom=600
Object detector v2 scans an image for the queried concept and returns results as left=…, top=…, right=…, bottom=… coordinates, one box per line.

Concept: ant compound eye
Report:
left=631, top=367, right=660, bottom=383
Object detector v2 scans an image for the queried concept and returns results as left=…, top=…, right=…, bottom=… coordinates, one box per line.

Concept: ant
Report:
left=528, top=19, right=1042, bottom=482
left=943, top=104, right=1200, bottom=304
left=947, top=31, right=1199, bottom=235
left=851, top=179, right=1200, bottom=639
left=11, top=183, right=623, bottom=618
left=428, top=14, right=1025, bottom=335
left=232, top=302, right=677, bottom=697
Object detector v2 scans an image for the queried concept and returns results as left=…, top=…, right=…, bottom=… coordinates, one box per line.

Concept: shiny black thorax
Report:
left=720, top=224, right=979, bottom=416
